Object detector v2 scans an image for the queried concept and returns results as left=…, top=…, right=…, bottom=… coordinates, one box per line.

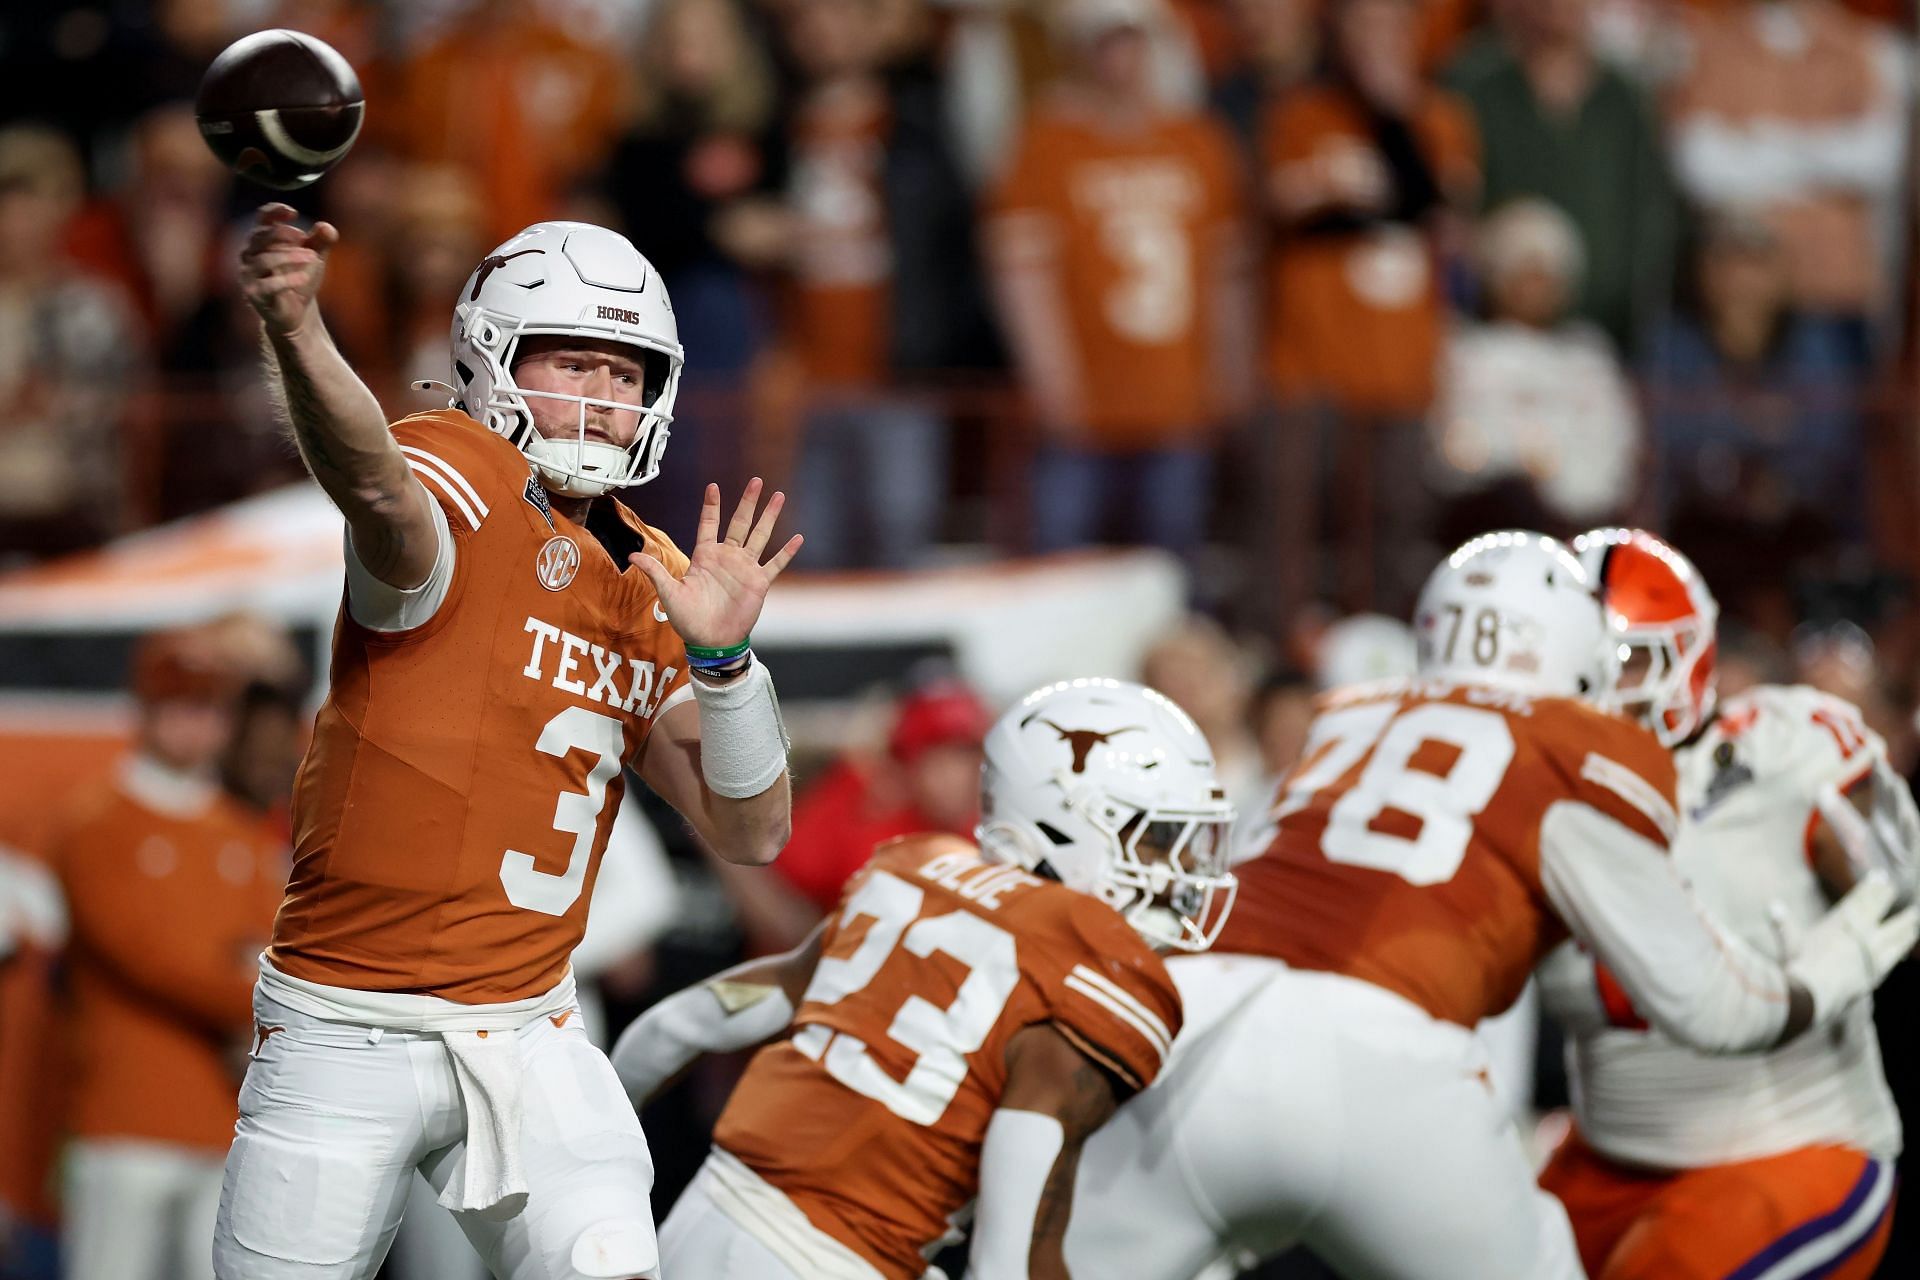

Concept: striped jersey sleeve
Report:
left=1030, top=891, right=1183, bottom=1093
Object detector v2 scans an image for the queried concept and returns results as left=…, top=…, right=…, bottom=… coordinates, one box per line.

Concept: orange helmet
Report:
left=1573, top=528, right=1719, bottom=748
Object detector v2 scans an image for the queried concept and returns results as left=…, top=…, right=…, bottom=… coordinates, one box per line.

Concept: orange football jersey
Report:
left=270, top=409, right=689, bottom=1004
left=1219, top=680, right=1676, bottom=1027
left=50, top=768, right=285, bottom=1151
left=715, top=834, right=1182, bottom=1280
left=992, top=100, right=1245, bottom=445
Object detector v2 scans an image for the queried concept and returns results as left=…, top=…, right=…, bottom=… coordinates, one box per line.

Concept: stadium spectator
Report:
left=1644, top=212, right=1865, bottom=617
left=742, top=0, right=995, bottom=570
left=1139, top=615, right=1267, bottom=813
left=1260, top=0, right=1478, bottom=615
left=600, top=0, right=787, bottom=541
left=1445, top=0, right=1678, bottom=354
left=0, top=126, right=144, bottom=558
left=1665, top=0, right=1911, bottom=359
left=1251, top=666, right=1316, bottom=780
left=1430, top=198, right=1640, bottom=537
left=376, top=0, right=629, bottom=244
left=46, top=627, right=285, bottom=1280
left=988, top=0, right=1253, bottom=559
left=771, top=679, right=994, bottom=913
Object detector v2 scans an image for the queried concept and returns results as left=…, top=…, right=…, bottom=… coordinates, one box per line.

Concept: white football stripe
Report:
left=1064, top=974, right=1169, bottom=1068
left=1580, top=753, right=1678, bottom=843
left=254, top=107, right=363, bottom=167
left=1070, top=964, right=1174, bottom=1055
left=399, top=446, right=490, bottom=517
left=407, top=458, right=481, bottom=531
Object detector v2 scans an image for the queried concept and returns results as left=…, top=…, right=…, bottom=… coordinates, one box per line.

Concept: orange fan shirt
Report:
left=50, top=762, right=286, bottom=1152
left=1218, top=680, right=1675, bottom=1027
left=1261, top=85, right=1477, bottom=417
left=787, top=82, right=894, bottom=390
left=270, top=410, right=689, bottom=1005
left=992, top=102, right=1245, bottom=446
left=716, top=834, right=1182, bottom=1279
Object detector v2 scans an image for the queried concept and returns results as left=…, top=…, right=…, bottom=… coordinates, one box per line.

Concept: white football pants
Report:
left=656, top=1175, right=806, bottom=1280
left=213, top=991, right=659, bottom=1280
left=1064, top=956, right=1584, bottom=1280
left=65, top=1138, right=226, bottom=1280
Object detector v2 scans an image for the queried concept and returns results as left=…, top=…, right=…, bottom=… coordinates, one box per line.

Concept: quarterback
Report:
left=1062, top=532, right=1918, bottom=1280
left=1535, top=528, right=1913, bottom=1278
left=212, top=205, right=799, bottom=1280
left=612, top=679, right=1237, bottom=1279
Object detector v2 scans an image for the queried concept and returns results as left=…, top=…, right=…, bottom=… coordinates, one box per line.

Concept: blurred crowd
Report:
left=0, top=0, right=1916, bottom=638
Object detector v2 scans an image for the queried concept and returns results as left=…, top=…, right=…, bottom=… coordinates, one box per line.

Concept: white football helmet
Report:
left=449, top=221, right=683, bottom=497
left=1413, top=530, right=1617, bottom=701
left=978, top=679, right=1237, bottom=952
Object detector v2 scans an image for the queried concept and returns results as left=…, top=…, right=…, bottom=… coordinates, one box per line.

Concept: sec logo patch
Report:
left=536, top=535, right=581, bottom=591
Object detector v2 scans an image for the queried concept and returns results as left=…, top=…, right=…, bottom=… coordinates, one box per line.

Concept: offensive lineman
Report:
left=612, top=679, right=1238, bottom=1278
left=1062, top=532, right=1919, bottom=1279
left=1534, top=528, right=1912, bottom=1277
left=212, top=205, right=800, bottom=1280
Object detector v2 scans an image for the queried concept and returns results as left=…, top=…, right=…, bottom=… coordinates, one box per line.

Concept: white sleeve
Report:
left=1538, top=800, right=1790, bottom=1054
left=965, top=1110, right=1066, bottom=1280
left=609, top=972, right=794, bottom=1107
left=342, top=496, right=455, bottom=633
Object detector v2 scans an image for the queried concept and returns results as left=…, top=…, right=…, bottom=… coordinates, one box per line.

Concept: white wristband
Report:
left=691, top=657, right=791, bottom=799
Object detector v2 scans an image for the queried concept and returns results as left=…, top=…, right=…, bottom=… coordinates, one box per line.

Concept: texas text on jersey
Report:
left=1218, top=675, right=1677, bottom=1028
left=711, top=833, right=1181, bottom=1279
left=269, top=408, right=690, bottom=1007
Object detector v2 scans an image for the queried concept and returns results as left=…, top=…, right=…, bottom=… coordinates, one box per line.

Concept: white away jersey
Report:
left=1553, top=685, right=1903, bottom=1166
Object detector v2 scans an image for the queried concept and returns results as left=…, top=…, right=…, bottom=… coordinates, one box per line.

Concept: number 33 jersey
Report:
left=270, top=410, right=690, bottom=1006
left=1219, top=678, right=1679, bottom=1028
left=714, top=834, right=1183, bottom=1280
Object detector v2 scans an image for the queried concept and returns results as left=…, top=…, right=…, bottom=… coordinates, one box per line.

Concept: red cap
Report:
left=888, top=682, right=992, bottom=763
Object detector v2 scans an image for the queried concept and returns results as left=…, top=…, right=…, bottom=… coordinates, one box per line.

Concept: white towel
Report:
left=438, top=1029, right=530, bottom=1216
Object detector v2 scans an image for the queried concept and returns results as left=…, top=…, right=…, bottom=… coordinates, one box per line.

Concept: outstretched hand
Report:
left=630, top=479, right=802, bottom=651
left=239, top=203, right=338, bottom=338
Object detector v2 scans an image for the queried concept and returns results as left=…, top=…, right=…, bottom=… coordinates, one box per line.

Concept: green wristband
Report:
left=684, top=636, right=752, bottom=661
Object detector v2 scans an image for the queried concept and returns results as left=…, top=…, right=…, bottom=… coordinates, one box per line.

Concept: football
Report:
left=195, top=29, right=363, bottom=191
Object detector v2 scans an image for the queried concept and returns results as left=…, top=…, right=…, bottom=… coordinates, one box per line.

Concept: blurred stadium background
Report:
left=3, top=0, right=1920, bottom=1276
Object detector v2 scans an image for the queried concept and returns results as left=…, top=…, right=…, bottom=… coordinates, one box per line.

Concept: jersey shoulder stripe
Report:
left=1063, top=963, right=1172, bottom=1067
left=1580, top=751, right=1679, bottom=845
left=400, top=446, right=489, bottom=530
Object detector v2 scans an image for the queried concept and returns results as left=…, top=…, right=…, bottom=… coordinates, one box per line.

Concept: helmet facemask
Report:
left=458, top=311, right=682, bottom=499
left=1610, top=621, right=1717, bottom=748
left=984, top=780, right=1238, bottom=953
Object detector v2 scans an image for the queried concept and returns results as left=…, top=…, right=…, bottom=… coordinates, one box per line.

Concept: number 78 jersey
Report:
left=1221, top=679, right=1678, bottom=1028
left=714, top=834, right=1183, bottom=1280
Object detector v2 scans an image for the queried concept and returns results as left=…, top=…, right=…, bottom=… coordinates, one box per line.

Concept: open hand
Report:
left=630, top=478, right=802, bottom=650
left=239, top=203, right=338, bottom=337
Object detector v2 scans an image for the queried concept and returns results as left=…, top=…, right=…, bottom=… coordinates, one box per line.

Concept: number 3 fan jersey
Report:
left=270, top=409, right=690, bottom=1005
left=714, top=834, right=1183, bottom=1280
left=1219, top=679, right=1677, bottom=1028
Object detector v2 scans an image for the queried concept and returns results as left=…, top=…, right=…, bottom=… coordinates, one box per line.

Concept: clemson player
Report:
left=1061, top=532, right=1919, bottom=1280
left=212, top=205, right=801, bottom=1280
left=611, top=679, right=1237, bottom=1279
left=1533, top=529, right=1912, bottom=1279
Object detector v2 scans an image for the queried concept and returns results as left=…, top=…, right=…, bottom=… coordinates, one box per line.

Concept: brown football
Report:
left=195, top=29, right=364, bottom=191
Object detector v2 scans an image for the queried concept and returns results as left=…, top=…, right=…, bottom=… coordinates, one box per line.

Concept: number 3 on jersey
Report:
left=1265, top=701, right=1517, bottom=886
left=793, top=871, right=1020, bottom=1126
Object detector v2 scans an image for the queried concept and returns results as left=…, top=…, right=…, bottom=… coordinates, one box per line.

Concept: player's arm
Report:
left=968, top=1023, right=1122, bottom=1280
left=240, top=203, right=438, bottom=590
left=609, top=921, right=826, bottom=1107
left=1539, top=799, right=1917, bottom=1053
left=1810, top=758, right=1920, bottom=906
left=631, top=481, right=801, bottom=867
